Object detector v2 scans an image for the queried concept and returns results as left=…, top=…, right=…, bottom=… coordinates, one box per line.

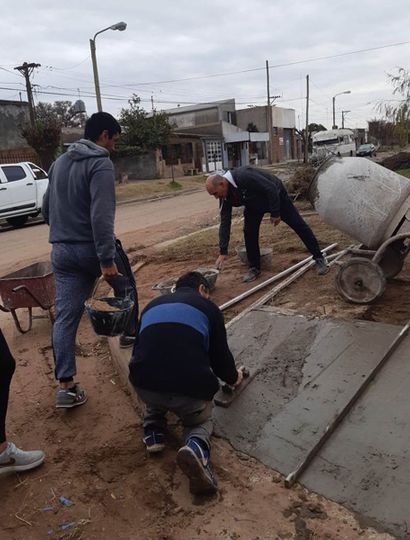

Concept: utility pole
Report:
left=14, top=62, right=40, bottom=127
left=304, top=75, right=309, bottom=164
left=265, top=60, right=281, bottom=164
left=341, top=110, right=350, bottom=129
left=151, top=94, right=154, bottom=111
left=266, top=60, right=273, bottom=164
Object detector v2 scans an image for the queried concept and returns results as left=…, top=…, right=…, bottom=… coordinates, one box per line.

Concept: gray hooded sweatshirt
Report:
left=42, top=139, right=116, bottom=267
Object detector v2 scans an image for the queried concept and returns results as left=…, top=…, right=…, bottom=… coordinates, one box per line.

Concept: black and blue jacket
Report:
left=128, top=287, right=237, bottom=401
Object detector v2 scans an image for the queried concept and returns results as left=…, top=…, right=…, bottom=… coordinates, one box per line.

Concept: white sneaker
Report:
left=0, top=442, right=44, bottom=474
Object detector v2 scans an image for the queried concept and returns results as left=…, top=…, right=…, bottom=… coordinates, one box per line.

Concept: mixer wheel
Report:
left=335, top=258, right=386, bottom=304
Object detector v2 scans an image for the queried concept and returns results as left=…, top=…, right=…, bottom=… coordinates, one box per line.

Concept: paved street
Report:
left=0, top=190, right=215, bottom=276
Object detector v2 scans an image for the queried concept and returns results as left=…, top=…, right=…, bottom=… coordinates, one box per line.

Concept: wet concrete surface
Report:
left=215, top=307, right=410, bottom=538
left=109, top=307, right=409, bottom=537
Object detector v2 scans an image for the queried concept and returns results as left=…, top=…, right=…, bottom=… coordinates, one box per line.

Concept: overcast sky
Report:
left=1, top=0, right=409, bottom=130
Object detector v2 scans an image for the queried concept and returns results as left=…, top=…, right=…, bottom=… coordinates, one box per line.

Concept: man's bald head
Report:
left=205, top=174, right=229, bottom=199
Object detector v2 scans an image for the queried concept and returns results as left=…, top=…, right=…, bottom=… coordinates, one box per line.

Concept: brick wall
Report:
left=0, top=147, right=40, bottom=164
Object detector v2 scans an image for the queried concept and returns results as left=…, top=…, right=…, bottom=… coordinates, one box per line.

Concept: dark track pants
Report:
left=244, top=190, right=323, bottom=269
left=0, top=330, right=16, bottom=444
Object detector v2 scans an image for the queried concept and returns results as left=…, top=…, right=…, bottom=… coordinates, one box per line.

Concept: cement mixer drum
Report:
left=309, top=157, right=410, bottom=248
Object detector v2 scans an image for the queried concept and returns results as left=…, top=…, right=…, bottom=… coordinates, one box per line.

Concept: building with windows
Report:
left=162, top=99, right=269, bottom=172
left=236, top=105, right=299, bottom=162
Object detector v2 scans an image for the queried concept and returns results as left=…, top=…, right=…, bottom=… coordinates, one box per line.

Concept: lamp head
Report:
left=110, top=21, right=127, bottom=31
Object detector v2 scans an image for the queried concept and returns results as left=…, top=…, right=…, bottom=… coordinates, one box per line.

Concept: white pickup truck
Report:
left=0, top=162, right=48, bottom=228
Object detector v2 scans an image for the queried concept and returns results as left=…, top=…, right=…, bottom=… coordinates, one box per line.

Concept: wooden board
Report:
left=214, top=368, right=257, bottom=408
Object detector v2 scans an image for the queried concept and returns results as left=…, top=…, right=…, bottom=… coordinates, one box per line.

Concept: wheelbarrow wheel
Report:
left=377, top=244, right=405, bottom=279
left=335, top=257, right=386, bottom=304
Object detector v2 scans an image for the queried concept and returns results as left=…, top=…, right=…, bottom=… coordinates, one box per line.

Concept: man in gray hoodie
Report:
left=43, top=112, right=138, bottom=409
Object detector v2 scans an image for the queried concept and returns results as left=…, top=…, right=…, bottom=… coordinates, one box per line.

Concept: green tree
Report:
left=246, top=122, right=259, bottom=132
left=118, top=95, right=173, bottom=153
left=380, top=68, right=410, bottom=147
left=21, top=103, right=62, bottom=170
left=308, top=123, right=327, bottom=133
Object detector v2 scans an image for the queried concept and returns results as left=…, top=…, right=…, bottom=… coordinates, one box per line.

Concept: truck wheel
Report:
left=6, top=215, right=29, bottom=228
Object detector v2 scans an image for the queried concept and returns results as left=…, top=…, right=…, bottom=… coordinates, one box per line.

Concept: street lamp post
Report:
left=89, top=21, right=127, bottom=112
left=332, top=90, right=351, bottom=129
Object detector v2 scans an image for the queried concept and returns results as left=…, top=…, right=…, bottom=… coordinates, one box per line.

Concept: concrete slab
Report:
left=215, top=308, right=410, bottom=538
left=108, top=308, right=410, bottom=537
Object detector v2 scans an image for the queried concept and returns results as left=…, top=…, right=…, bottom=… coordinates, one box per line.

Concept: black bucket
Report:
left=85, top=296, right=134, bottom=337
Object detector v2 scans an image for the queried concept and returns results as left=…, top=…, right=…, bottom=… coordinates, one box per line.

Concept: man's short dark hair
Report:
left=84, top=112, right=121, bottom=142
left=175, top=271, right=210, bottom=291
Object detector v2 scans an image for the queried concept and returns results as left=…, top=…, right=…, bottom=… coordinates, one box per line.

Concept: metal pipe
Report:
left=226, top=249, right=341, bottom=329
left=219, top=243, right=338, bottom=312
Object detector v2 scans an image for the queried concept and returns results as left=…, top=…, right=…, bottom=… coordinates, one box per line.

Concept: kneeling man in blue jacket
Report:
left=129, top=271, right=243, bottom=495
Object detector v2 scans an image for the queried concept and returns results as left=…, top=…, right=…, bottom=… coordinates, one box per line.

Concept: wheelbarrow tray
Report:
left=0, top=261, right=55, bottom=311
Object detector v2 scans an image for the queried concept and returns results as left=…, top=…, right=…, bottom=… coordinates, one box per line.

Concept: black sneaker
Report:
left=177, top=438, right=218, bottom=494
left=314, top=256, right=329, bottom=275
left=243, top=267, right=261, bottom=283
left=119, top=334, right=136, bottom=349
left=143, top=430, right=165, bottom=454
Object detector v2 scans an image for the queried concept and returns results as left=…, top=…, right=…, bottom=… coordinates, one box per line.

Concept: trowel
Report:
left=214, top=366, right=256, bottom=408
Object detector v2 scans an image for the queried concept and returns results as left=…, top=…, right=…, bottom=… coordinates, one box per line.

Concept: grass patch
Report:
left=168, top=180, right=182, bottom=190
left=116, top=175, right=206, bottom=202
left=398, top=168, right=410, bottom=178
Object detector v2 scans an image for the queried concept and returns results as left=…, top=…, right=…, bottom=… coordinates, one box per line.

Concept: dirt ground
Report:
left=1, top=208, right=402, bottom=539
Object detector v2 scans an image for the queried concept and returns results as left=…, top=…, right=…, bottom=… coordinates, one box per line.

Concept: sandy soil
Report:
left=0, top=207, right=399, bottom=539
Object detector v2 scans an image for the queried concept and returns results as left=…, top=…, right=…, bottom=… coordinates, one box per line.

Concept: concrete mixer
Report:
left=309, top=156, right=410, bottom=303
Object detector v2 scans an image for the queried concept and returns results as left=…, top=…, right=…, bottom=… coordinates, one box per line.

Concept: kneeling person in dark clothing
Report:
left=129, top=271, right=243, bottom=495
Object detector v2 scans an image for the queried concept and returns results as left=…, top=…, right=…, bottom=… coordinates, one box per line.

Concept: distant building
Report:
left=236, top=105, right=299, bottom=162
left=163, top=99, right=269, bottom=172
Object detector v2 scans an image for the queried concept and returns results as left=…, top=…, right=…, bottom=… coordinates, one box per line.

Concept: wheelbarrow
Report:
left=0, top=261, right=56, bottom=333
left=309, top=156, right=410, bottom=303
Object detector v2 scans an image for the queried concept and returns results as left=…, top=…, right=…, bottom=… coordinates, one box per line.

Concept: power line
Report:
left=110, top=39, right=410, bottom=86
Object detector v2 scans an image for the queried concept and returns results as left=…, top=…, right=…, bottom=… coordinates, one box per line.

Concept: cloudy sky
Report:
left=1, top=0, right=409, bottom=130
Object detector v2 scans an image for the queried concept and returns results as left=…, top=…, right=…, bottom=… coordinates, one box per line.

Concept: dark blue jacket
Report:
left=219, top=166, right=284, bottom=255
left=129, top=287, right=237, bottom=401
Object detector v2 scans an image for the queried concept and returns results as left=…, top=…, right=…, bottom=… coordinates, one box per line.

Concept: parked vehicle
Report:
left=311, top=129, right=356, bottom=162
left=0, top=162, right=48, bottom=228
left=356, top=143, right=376, bottom=157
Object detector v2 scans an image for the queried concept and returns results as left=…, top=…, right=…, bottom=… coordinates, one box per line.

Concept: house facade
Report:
left=163, top=99, right=269, bottom=172
left=236, top=105, right=299, bottom=162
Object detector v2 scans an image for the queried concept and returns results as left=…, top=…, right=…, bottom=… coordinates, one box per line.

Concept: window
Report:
left=1, top=166, right=27, bottom=182
left=28, top=163, right=48, bottom=180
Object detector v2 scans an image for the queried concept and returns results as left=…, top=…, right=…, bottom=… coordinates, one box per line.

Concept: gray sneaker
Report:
left=243, top=267, right=261, bottom=283
left=56, top=384, right=87, bottom=409
left=0, top=442, right=44, bottom=474
left=314, top=256, right=329, bottom=275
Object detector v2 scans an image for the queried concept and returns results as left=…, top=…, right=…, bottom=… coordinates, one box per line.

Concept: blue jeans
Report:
left=51, top=241, right=138, bottom=381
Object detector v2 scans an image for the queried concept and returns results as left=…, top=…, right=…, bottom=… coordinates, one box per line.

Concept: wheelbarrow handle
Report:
left=0, top=301, right=10, bottom=313
left=12, top=285, right=49, bottom=311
